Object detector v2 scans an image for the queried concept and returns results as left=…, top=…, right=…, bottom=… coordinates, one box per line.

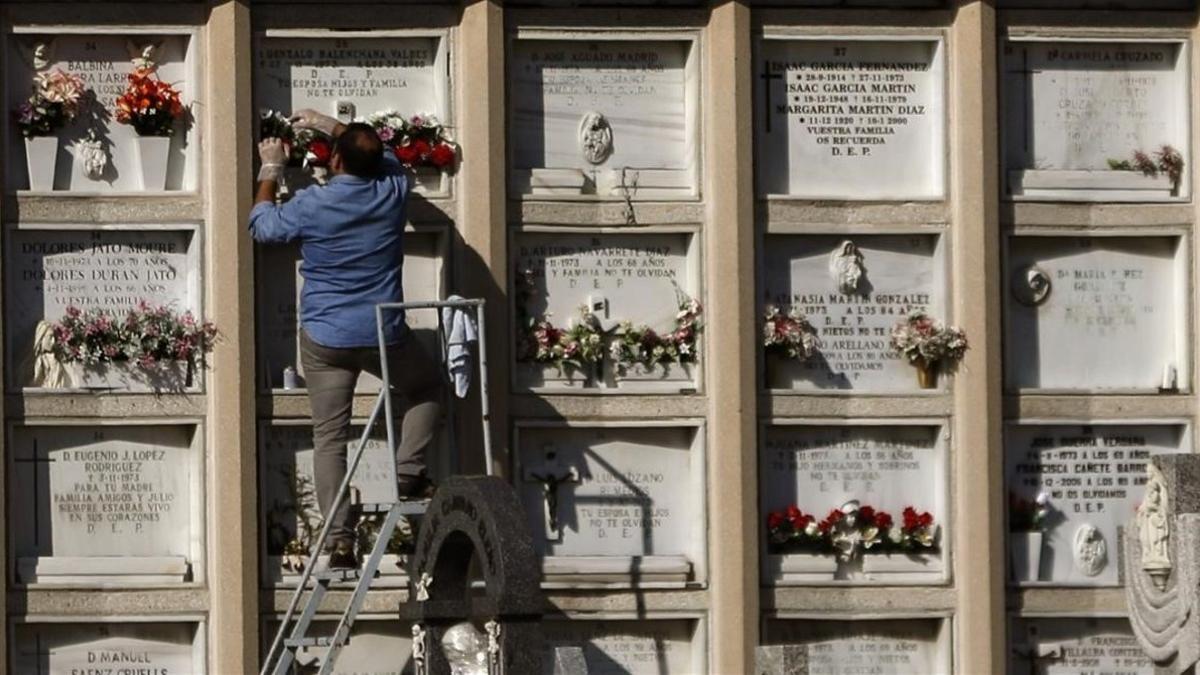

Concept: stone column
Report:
left=706, top=1, right=758, bottom=671
left=458, top=0, right=509, bottom=476
left=950, top=2, right=1004, bottom=673
left=206, top=0, right=259, bottom=670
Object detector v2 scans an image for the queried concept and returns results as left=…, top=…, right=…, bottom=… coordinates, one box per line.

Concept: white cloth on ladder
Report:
left=441, top=296, right=478, bottom=399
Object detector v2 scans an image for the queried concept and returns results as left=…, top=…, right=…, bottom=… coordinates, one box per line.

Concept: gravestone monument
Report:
left=401, top=475, right=545, bottom=675
left=762, top=618, right=951, bottom=674
left=1126, top=454, right=1200, bottom=674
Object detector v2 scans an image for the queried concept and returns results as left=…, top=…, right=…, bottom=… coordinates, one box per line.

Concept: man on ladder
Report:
left=249, top=109, right=443, bottom=570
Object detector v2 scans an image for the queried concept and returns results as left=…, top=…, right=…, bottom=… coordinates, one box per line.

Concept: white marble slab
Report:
left=1005, top=423, right=1187, bottom=586
left=762, top=234, right=945, bottom=392
left=541, top=618, right=703, bottom=675
left=10, top=424, right=200, bottom=585
left=761, top=424, right=947, bottom=583
left=6, top=32, right=198, bottom=192
left=756, top=37, right=945, bottom=199
left=255, top=228, right=445, bottom=392
left=510, top=36, right=698, bottom=198
left=1009, top=617, right=1152, bottom=674
left=254, top=34, right=446, bottom=123
left=1003, top=40, right=1189, bottom=201
left=764, top=617, right=951, bottom=675
left=1005, top=236, right=1186, bottom=392
left=11, top=622, right=202, bottom=674
left=4, top=225, right=202, bottom=390
left=516, top=424, right=704, bottom=587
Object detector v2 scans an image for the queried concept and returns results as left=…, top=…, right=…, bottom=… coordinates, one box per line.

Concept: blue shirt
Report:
left=248, top=153, right=410, bottom=349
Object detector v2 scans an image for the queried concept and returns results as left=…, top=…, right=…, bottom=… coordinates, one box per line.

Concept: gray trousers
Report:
left=300, top=329, right=442, bottom=545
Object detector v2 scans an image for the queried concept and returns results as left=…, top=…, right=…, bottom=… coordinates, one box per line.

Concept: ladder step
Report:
left=356, top=500, right=429, bottom=515
left=313, top=568, right=361, bottom=583
left=284, top=636, right=336, bottom=649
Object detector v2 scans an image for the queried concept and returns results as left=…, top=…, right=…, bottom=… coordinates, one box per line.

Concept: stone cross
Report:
left=1125, top=454, right=1200, bottom=674
left=759, top=63, right=783, bottom=133
left=523, top=446, right=582, bottom=541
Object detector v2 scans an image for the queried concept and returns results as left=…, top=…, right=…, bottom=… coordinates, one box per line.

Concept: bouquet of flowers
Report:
left=114, top=67, right=185, bottom=136
left=1009, top=491, right=1051, bottom=532
left=14, top=68, right=88, bottom=138
left=890, top=311, right=968, bottom=367
left=50, top=302, right=217, bottom=369
left=762, top=305, right=820, bottom=360
left=518, top=306, right=607, bottom=372
left=259, top=109, right=332, bottom=169
left=609, top=298, right=702, bottom=369
left=365, top=110, right=457, bottom=170
left=766, top=500, right=939, bottom=559
left=1108, top=145, right=1186, bottom=192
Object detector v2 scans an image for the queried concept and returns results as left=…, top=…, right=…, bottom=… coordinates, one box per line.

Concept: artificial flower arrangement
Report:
left=1108, top=145, right=1185, bottom=193
left=14, top=68, right=88, bottom=138
left=50, top=302, right=217, bottom=369
left=1009, top=491, right=1052, bottom=533
left=766, top=500, right=938, bottom=561
left=762, top=305, right=820, bottom=361
left=259, top=109, right=331, bottom=170
left=114, top=67, right=185, bottom=137
left=514, top=269, right=702, bottom=377
left=889, top=311, right=968, bottom=388
left=364, top=110, right=457, bottom=171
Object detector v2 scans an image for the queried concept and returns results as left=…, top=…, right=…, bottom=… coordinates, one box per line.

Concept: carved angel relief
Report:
left=579, top=111, right=613, bottom=165
left=1138, top=463, right=1172, bottom=589
left=1072, top=524, right=1107, bottom=577
left=18, top=40, right=57, bottom=72
left=829, top=240, right=867, bottom=296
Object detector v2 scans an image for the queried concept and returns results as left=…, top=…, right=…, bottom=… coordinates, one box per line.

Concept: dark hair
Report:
left=334, top=123, right=384, bottom=177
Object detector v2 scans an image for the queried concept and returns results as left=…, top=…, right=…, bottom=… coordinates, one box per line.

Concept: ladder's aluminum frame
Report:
left=261, top=298, right=490, bottom=675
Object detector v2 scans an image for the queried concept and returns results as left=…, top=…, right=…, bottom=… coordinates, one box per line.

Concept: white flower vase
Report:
left=25, top=136, right=59, bottom=191
left=134, top=135, right=171, bottom=190
left=1009, top=531, right=1044, bottom=583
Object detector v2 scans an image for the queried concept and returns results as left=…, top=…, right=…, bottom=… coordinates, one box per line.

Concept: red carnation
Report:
left=428, top=142, right=456, bottom=169
left=306, top=138, right=332, bottom=167
left=767, top=511, right=784, bottom=531
left=858, top=505, right=876, bottom=523
left=394, top=143, right=421, bottom=165
left=875, top=511, right=894, bottom=530
left=410, top=138, right=431, bottom=160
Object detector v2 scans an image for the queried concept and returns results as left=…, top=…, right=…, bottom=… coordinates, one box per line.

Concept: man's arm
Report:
left=248, top=138, right=308, bottom=243
left=254, top=137, right=287, bottom=207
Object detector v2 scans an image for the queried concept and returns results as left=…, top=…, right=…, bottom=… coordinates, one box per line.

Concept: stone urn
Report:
left=1009, top=531, right=1043, bottom=583
left=25, top=135, right=59, bottom=191
left=134, top=135, right=172, bottom=190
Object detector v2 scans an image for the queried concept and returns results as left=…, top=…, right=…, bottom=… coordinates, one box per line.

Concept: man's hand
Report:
left=290, top=109, right=344, bottom=138
left=259, top=137, right=288, bottom=166
left=255, top=138, right=287, bottom=203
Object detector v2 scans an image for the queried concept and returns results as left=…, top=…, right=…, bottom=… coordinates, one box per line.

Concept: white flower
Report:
left=1035, top=492, right=1050, bottom=506
left=804, top=521, right=819, bottom=537
left=679, top=342, right=691, bottom=355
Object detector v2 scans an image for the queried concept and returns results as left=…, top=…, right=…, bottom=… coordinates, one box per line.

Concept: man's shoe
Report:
left=327, top=541, right=358, bottom=570
left=397, top=475, right=436, bottom=500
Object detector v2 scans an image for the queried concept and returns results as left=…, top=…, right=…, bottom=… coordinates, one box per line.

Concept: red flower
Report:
left=902, top=506, right=933, bottom=531
left=858, top=505, right=876, bottom=523
left=394, top=143, right=421, bottom=165
left=410, top=138, right=431, bottom=159
left=306, top=138, right=332, bottom=167
left=428, top=142, right=456, bottom=169
left=874, top=511, right=894, bottom=530
left=767, top=511, right=785, bottom=531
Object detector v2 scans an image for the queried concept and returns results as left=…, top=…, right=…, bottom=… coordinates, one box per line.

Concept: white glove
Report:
left=290, top=108, right=339, bottom=136
left=258, top=138, right=286, bottom=181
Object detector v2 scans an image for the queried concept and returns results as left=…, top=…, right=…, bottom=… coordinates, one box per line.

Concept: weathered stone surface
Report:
left=756, top=644, right=807, bottom=674
left=553, top=645, right=589, bottom=674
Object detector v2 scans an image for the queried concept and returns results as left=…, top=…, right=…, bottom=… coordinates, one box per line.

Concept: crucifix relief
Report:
left=760, top=62, right=782, bottom=133
left=523, top=446, right=582, bottom=541
left=16, top=438, right=55, bottom=547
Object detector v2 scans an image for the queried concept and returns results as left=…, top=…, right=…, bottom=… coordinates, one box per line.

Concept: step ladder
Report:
left=261, top=298, right=492, bottom=675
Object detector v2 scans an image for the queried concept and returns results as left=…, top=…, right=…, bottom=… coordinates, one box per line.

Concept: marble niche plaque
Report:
left=12, top=622, right=202, bottom=674
left=10, top=424, right=200, bottom=585
left=1003, top=40, right=1189, bottom=201
left=761, top=424, right=947, bottom=583
left=6, top=33, right=198, bottom=192
left=764, top=617, right=951, bottom=675
left=1005, top=423, right=1186, bottom=586
left=763, top=234, right=945, bottom=392
left=1009, top=617, right=1152, bottom=675
left=756, top=38, right=945, bottom=200
left=265, top=619, right=412, bottom=675
left=510, top=36, right=698, bottom=198
left=4, top=225, right=202, bottom=391
left=513, top=230, right=700, bottom=392
left=254, top=32, right=449, bottom=195
left=542, top=618, right=703, bottom=674
left=260, top=423, right=435, bottom=587
left=1005, top=236, right=1185, bottom=392
left=256, top=228, right=445, bottom=392
left=516, top=424, right=704, bottom=587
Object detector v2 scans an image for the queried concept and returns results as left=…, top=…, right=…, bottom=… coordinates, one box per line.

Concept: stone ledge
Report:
left=764, top=586, right=956, bottom=614
left=511, top=394, right=706, bottom=419
left=1004, top=393, right=1196, bottom=420
left=510, top=200, right=705, bottom=227
left=1005, top=201, right=1195, bottom=229
left=1008, top=587, right=1129, bottom=615
left=4, top=194, right=204, bottom=224
left=11, top=588, right=208, bottom=616
left=760, top=200, right=949, bottom=230
left=6, top=393, right=207, bottom=419
left=761, top=393, right=953, bottom=419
